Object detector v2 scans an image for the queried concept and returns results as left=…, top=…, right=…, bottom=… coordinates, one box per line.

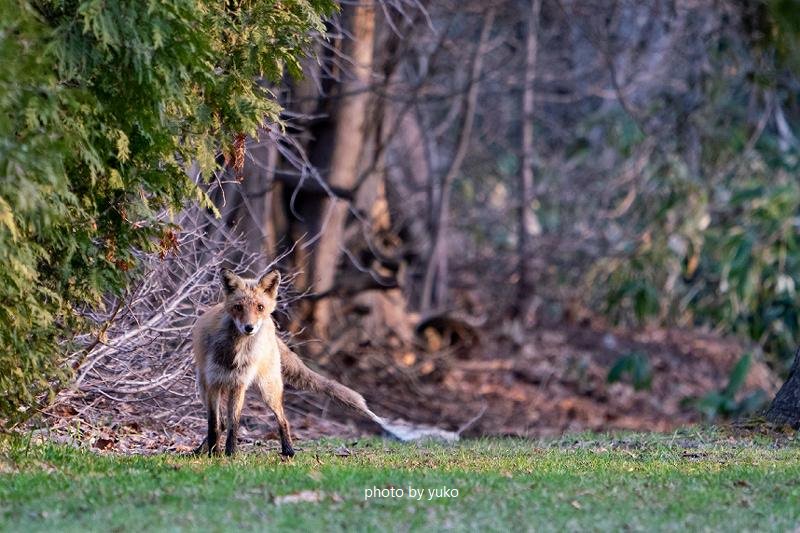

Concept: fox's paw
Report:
left=192, top=438, right=208, bottom=456
left=280, top=446, right=295, bottom=458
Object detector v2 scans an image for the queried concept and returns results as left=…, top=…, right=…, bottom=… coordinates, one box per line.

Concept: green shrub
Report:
left=594, top=164, right=800, bottom=369
left=607, top=351, right=652, bottom=391
left=687, top=354, right=768, bottom=420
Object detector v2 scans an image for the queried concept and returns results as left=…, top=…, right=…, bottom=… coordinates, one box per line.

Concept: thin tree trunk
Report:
left=258, top=133, right=279, bottom=261
left=420, top=9, right=495, bottom=312
left=311, top=0, right=376, bottom=338
left=514, top=0, right=542, bottom=317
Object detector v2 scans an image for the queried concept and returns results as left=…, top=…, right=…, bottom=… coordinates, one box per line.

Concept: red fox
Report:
left=192, top=268, right=381, bottom=456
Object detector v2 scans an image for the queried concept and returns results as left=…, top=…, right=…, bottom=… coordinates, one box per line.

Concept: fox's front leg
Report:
left=225, top=386, right=247, bottom=456
left=206, top=389, right=222, bottom=456
left=193, top=421, right=227, bottom=456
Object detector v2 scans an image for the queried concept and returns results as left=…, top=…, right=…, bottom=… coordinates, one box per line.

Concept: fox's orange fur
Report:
left=193, top=268, right=379, bottom=457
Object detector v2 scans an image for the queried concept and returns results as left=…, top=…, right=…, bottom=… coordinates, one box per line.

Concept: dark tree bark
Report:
left=766, top=346, right=800, bottom=427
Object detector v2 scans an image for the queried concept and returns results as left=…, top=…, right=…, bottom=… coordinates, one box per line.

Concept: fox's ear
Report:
left=257, top=270, right=281, bottom=299
left=220, top=268, right=243, bottom=295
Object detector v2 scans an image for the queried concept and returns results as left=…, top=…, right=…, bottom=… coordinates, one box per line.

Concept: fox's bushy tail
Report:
left=278, top=338, right=383, bottom=425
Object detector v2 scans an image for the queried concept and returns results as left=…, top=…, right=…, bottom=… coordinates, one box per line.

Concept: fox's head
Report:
left=220, top=268, right=281, bottom=336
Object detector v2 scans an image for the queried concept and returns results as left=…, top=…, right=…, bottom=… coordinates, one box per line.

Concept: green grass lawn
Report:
left=1, top=430, right=799, bottom=531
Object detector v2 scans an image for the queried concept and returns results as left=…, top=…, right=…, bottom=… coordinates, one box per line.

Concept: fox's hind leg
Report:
left=257, top=378, right=294, bottom=457
left=272, top=401, right=294, bottom=458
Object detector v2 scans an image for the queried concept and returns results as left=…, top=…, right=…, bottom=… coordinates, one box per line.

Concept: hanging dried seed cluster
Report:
left=232, top=133, right=246, bottom=181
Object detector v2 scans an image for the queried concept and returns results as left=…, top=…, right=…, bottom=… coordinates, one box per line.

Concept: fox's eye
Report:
left=257, top=304, right=265, bottom=312
left=234, top=304, right=243, bottom=312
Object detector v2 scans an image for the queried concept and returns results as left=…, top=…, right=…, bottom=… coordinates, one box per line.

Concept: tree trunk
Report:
left=257, top=130, right=280, bottom=261
left=514, top=0, right=542, bottom=317
left=310, top=0, right=376, bottom=338
left=420, top=9, right=495, bottom=312
left=766, top=346, right=800, bottom=427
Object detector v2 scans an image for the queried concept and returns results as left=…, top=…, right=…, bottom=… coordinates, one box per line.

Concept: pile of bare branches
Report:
left=30, top=204, right=239, bottom=448
left=34, top=193, right=361, bottom=453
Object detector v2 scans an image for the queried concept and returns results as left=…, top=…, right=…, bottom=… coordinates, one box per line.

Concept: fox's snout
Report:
left=233, top=316, right=261, bottom=336
left=240, top=321, right=260, bottom=336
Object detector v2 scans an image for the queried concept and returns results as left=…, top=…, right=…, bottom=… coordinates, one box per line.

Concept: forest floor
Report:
left=31, top=320, right=782, bottom=453
left=350, top=321, right=781, bottom=437
left=2, top=429, right=799, bottom=531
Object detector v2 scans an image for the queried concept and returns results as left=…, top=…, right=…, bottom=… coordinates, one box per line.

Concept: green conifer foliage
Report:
left=0, top=0, right=334, bottom=423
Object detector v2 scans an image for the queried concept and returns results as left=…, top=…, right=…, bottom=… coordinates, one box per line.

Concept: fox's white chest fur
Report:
left=204, top=317, right=280, bottom=390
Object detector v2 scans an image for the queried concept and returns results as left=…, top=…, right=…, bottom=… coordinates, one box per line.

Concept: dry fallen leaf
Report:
left=274, top=490, right=324, bottom=505
left=334, top=446, right=351, bottom=457
left=52, top=404, right=78, bottom=417
left=93, top=438, right=115, bottom=450
left=173, top=444, right=196, bottom=454
left=419, top=360, right=436, bottom=375
left=400, top=352, right=417, bottom=366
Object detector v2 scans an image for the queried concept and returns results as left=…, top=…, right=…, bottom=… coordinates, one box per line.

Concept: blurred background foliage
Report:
left=585, top=0, right=800, bottom=371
